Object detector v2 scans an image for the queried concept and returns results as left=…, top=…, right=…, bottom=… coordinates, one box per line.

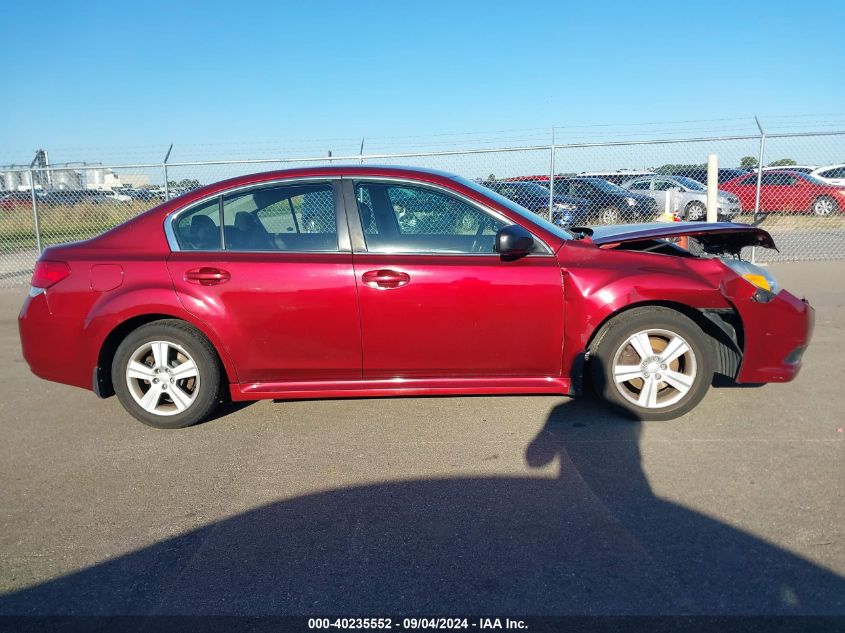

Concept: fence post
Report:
left=706, top=154, right=719, bottom=222
left=162, top=144, right=173, bottom=200
left=29, top=170, right=42, bottom=255
left=751, top=117, right=766, bottom=264
left=548, top=128, right=556, bottom=221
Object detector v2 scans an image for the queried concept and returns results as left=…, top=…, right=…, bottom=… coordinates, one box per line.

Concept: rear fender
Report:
left=86, top=285, right=239, bottom=390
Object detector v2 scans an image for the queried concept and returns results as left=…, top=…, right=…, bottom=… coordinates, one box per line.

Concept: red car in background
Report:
left=18, top=166, right=813, bottom=428
left=720, top=170, right=845, bottom=215
left=0, top=192, right=34, bottom=211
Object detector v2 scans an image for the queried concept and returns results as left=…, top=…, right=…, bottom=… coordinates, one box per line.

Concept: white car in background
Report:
left=810, top=164, right=845, bottom=186
left=104, top=191, right=133, bottom=203
left=760, top=165, right=818, bottom=175
left=621, top=175, right=741, bottom=221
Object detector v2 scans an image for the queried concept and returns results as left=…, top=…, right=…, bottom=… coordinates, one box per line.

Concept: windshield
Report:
left=454, top=176, right=572, bottom=240
left=673, top=176, right=706, bottom=191
left=587, top=179, right=629, bottom=194
left=799, top=173, right=831, bottom=185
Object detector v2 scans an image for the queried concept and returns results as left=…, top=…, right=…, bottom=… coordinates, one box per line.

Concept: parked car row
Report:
left=482, top=162, right=845, bottom=226
left=620, top=175, right=740, bottom=220
left=34, top=190, right=133, bottom=206
left=5, top=163, right=845, bottom=225
left=482, top=177, right=660, bottom=227
left=1, top=188, right=165, bottom=210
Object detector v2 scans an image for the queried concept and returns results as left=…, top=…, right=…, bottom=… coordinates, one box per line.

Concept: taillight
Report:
left=31, top=260, right=70, bottom=289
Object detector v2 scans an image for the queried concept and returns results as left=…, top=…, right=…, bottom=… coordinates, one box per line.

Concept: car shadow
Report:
left=711, top=374, right=766, bottom=388
left=198, top=398, right=256, bottom=424
left=1, top=399, right=842, bottom=616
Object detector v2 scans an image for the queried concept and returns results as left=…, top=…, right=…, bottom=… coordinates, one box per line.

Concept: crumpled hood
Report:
left=572, top=221, right=777, bottom=255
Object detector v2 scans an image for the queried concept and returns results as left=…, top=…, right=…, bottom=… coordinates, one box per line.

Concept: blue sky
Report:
left=2, top=0, right=844, bottom=165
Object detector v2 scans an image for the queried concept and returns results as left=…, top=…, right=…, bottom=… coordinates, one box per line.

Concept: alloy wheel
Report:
left=611, top=329, right=697, bottom=409
left=125, top=340, right=200, bottom=416
left=599, top=207, right=620, bottom=224
left=813, top=198, right=835, bottom=216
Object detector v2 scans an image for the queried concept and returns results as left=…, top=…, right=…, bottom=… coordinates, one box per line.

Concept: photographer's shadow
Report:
left=525, top=400, right=844, bottom=614
left=1, top=399, right=842, bottom=616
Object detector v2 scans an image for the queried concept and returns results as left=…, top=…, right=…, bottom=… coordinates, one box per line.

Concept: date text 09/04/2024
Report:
left=308, top=617, right=527, bottom=629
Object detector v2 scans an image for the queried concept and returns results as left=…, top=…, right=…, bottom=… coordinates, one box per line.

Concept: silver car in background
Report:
left=621, top=175, right=741, bottom=221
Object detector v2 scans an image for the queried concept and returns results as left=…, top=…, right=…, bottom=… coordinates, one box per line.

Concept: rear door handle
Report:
left=185, top=267, right=231, bottom=286
left=361, top=269, right=410, bottom=289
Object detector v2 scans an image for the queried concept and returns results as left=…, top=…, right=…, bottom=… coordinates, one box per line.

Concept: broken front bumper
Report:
left=727, top=281, right=815, bottom=384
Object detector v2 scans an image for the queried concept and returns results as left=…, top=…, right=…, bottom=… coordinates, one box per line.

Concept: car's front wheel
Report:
left=112, top=320, right=222, bottom=428
left=589, top=307, right=713, bottom=420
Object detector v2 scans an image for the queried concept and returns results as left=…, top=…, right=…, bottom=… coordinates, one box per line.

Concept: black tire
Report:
left=685, top=201, right=706, bottom=221
left=112, top=320, right=222, bottom=429
left=589, top=307, right=713, bottom=421
left=811, top=196, right=838, bottom=216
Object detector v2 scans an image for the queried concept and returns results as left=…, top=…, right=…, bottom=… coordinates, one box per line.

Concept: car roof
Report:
left=161, top=165, right=472, bottom=204
left=578, top=170, right=654, bottom=176
left=762, top=164, right=817, bottom=170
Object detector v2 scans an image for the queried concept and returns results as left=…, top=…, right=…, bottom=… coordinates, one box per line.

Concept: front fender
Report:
left=558, top=244, right=732, bottom=385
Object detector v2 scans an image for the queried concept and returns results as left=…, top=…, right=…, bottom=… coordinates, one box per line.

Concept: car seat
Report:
left=190, top=214, right=220, bottom=250
left=233, top=211, right=273, bottom=250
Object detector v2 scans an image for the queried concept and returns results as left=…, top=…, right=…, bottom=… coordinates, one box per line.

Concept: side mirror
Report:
left=495, top=224, right=534, bottom=258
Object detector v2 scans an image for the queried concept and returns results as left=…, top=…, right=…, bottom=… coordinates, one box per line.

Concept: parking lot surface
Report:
left=0, top=261, right=843, bottom=616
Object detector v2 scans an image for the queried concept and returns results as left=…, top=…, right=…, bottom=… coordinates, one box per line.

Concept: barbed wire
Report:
left=3, top=114, right=845, bottom=167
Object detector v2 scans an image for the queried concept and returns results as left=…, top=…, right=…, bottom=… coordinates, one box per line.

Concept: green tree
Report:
left=768, top=158, right=797, bottom=167
left=740, top=156, right=758, bottom=169
left=654, top=163, right=703, bottom=175
left=167, top=178, right=202, bottom=190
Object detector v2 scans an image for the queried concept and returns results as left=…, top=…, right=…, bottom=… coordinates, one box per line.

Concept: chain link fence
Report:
left=1, top=131, right=843, bottom=286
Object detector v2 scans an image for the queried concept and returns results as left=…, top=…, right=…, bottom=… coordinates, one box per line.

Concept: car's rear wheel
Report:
left=589, top=307, right=713, bottom=421
left=811, top=196, right=838, bottom=216
left=112, top=320, right=222, bottom=429
left=685, top=201, right=706, bottom=221
left=597, top=205, right=621, bottom=224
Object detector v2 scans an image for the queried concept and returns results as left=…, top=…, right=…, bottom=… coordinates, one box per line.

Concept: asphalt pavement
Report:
left=0, top=261, right=842, bottom=616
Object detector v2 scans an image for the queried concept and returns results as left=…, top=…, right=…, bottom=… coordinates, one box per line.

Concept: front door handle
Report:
left=361, top=269, right=410, bottom=289
left=185, top=267, right=231, bottom=286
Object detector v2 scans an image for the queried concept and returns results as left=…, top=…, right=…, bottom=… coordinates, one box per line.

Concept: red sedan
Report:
left=720, top=170, right=845, bottom=215
left=0, top=192, right=34, bottom=211
left=18, top=166, right=814, bottom=428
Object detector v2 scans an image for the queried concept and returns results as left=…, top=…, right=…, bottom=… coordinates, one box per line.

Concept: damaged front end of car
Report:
left=567, top=221, right=813, bottom=385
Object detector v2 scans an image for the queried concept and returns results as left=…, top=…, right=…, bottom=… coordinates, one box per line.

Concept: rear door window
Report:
left=222, top=183, right=338, bottom=251
left=174, top=198, right=222, bottom=251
